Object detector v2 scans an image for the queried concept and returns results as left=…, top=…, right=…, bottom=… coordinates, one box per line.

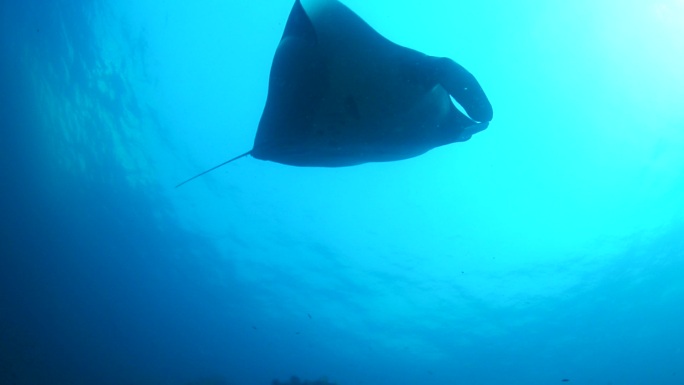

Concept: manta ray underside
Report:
left=177, top=0, right=493, bottom=187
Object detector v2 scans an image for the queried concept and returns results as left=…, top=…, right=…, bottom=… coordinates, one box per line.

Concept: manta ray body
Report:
left=177, top=0, right=492, bottom=187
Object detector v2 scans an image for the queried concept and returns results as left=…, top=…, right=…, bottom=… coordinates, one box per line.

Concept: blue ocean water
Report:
left=2, top=0, right=683, bottom=384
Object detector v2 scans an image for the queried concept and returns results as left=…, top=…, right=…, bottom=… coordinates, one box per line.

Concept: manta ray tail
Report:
left=175, top=150, right=252, bottom=188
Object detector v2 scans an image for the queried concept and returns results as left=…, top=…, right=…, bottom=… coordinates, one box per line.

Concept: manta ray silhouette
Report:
left=177, top=0, right=493, bottom=187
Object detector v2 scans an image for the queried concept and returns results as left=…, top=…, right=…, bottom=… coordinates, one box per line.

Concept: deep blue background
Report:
left=2, top=1, right=683, bottom=385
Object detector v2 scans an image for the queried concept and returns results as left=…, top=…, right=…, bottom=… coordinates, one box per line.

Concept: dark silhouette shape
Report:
left=177, top=0, right=492, bottom=187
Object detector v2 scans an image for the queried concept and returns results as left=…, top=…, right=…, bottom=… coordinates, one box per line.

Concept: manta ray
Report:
left=177, top=0, right=493, bottom=187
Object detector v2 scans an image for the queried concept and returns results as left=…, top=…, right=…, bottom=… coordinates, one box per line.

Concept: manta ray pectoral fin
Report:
left=175, top=150, right=252, bottom=188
